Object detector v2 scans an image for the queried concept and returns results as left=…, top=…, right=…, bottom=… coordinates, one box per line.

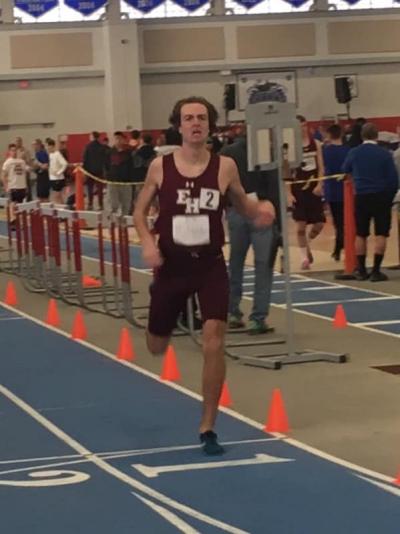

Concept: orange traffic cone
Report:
left=82, top=275, right=101, bottom=288
left=394, top=470, right=400, bottom=486
left=4, top=281, right=17, bottom=306
left=71, top=310, right=87, bottom=340
left=117, top=328, right=135, bottom=361
left=160, top=345, right=181, bottom=382
left=264, top=388, right=290, bottom=433
left=46, top=299, right=60, bottom=327
left=219, top=381, right=233, bottom=408
left=333, top=304, right=347, bottom=328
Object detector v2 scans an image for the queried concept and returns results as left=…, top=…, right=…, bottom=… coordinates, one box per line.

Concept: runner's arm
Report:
left=133, top=157, right=161, bottom=245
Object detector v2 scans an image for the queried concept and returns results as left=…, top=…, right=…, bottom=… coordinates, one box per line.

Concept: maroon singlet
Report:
left=155, top=152, right=226, bottom=259
left=291, top=138, right=319, bottom=193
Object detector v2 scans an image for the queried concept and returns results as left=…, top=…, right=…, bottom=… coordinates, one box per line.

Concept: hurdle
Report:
left=0, top=197, right=17, bottom=274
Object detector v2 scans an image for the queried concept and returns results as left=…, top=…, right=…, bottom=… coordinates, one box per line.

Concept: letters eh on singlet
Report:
left=172, top=187, right=220, bottom=247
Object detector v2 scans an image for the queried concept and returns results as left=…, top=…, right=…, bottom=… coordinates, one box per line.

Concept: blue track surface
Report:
left=1, top=305, right=400, bottom=533
left=244, top=270, right=400, bottom=339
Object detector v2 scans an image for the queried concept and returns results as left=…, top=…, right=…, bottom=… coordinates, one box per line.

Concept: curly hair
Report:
left=169, top=96, right=219, bottom=133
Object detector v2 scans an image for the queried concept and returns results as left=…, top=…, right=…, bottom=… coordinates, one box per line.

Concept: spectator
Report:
left=322, top=124, right=350, bottom=261
left=83, top=131, right=108, bottom=210
left=46, top=138, right=67, bottom=204
left=221, top=125, right=279, bottom=334
left=347, top=117, right=366, bottom=148
left=15, top=136, right=33, bottom=200
left=155, top=127, right=182, bottom=157
left=105, top=131, right=134, bottom=215
left=342, top=123, right=398, bottom=281
left=32, top=139, right=50, bottom=202
left=129, top=130, right=141, bottom=151
left=2, top=143, right=28, bottom=229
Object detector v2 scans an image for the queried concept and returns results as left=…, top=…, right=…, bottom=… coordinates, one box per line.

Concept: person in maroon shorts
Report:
left=288, top=115, right=326, bottom=270
left=134, top=97, right=275, bottom=455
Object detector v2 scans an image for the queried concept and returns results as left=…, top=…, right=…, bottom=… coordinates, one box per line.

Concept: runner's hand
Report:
left=312, top=184, right=323, bottom=197
left=287, top=194, right=296, bottom=208
left=253, top=200, right=275, bottom=228
left=142, top=241, right=163, bottom=269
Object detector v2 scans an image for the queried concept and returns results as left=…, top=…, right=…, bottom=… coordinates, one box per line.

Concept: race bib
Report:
left=199, top=188, right=220, bottom=211
left=302, top=153, right=317, bottom=172
left=172, top=215, right=210, bottom=246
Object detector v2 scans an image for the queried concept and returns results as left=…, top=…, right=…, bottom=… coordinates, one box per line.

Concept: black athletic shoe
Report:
left=369, top=271, right=388, bottom=282
left=355, top=270, right=369, bottom=281
left=200, top=430, right=225, bottom=456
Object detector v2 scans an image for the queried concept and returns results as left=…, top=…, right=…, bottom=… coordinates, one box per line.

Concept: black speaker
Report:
left=335, top=77, right=352, bottom=104
left=224, top=84, right=236, bottom=111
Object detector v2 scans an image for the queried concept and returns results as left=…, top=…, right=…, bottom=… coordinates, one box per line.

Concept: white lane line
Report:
left=0, top=316, right=25, bottom=322
left=272, top=304, right=400, bottom=342
left=355, top=320, right=400, bottom=326
left=271, top=286, right=339, bottom=294
left=0, top=452, right=84, bottom=466
left=0, top=440, right=278, bottom=477
left=301, top=286, right=343, bottom=292
left=133, top=493, right=201, bottom=534
left=272, top=279, right=312, bottom=285
left=293, top=296, right=399, bottom=307
left=287, top=271, right=400, bottom=300
left=0, top=301, right=397, bottom=485
left=355, top=475, right=400, bottom=498
left=0, top=383, right=247, bottom=534
left=96, top=437, right=279, bottom=461
left=0, top=437, right=278, bottom=468
left=132, top=453, right=294, bottom=478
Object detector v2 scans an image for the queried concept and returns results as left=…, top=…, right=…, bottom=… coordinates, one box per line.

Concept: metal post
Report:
left=273, top=125, right=296, bottom=357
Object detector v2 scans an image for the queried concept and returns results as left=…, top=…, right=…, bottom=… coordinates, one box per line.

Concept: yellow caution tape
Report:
left=286, top=173, right=346, bottom=191
left=76, top=166, right=145, bottom=187
left=77, top=165, right=345, bottom=191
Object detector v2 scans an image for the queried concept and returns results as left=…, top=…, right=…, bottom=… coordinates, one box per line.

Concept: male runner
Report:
left=289, top=115, right=325, bottom=270
left=134, top=97, right=275, bottom=455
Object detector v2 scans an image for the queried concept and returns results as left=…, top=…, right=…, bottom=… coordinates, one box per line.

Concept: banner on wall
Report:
left=14, top=0, right=58, bottom=17
left=124, top=0, right=165, bottom=13
left=171, top=0, right=208, bottom=11
left=234, top=0, right=264, bottom=8
left=237, top=72, right=296, bottom=110
left=64, top=0, right=107, bottom=15
left=283, top=0, right=309, bottom=6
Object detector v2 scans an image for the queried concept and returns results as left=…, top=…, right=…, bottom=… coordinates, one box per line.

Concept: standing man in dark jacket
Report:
left=105, top=132, right=134, bottom=215
left=83, top=131, right=108, bottom=210
left=342, top=123, right=398, bottom=281
left=132, top=133, right=156, bottom=211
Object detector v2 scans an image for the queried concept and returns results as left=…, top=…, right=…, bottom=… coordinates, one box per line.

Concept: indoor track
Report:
left=1, top=303, right=400, bottom=533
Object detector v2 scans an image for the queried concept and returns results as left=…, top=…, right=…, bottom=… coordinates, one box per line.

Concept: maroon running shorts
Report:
left=148, top=253, right=229, bottom=337
left=292, top=189, right=326, bottom=224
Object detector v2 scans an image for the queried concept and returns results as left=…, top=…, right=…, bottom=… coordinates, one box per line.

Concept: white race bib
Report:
left=172, top=215, right=210, bottom=246
left=302, top=153, right=317, bottom=172
left=199, top=188, right=220, bottom=211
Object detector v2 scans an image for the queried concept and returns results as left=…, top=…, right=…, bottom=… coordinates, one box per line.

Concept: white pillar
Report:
left=0, top=0, right=14, bottom=23
left=102, top=0, right=142, bottom=134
